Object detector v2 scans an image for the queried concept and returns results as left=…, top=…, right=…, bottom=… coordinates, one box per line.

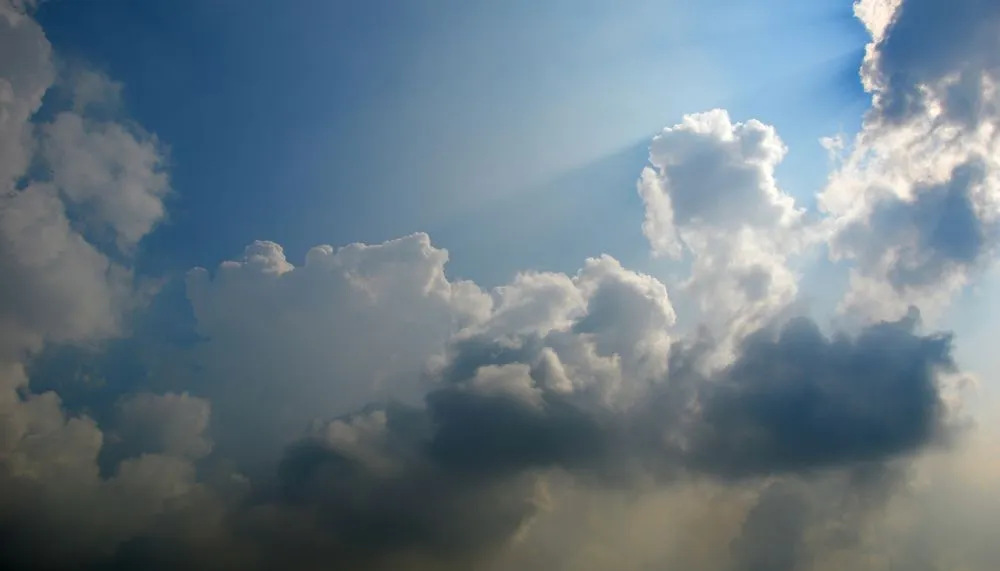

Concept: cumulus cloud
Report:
left=637, top=109, right=807, bottom=343
left=0, top=3, right=200, bottom=569
left=681, top=312, right=955, bottom=477
left=860, top=0, right=1000, bottom=127
left=820, top=0, right=1000, bottom=320
left=1, top=1, right=1000, bottom=570
left=0, top=2, right=168, bottom=362
left=15, top=302, right=944, bottom=571
left=41, top=108, right=170, bottom=250
left=114, top=392, right=213, bottom=460
left=182, top=234, right=490, bottom=465
left=0, top=0, right=51, bottom=187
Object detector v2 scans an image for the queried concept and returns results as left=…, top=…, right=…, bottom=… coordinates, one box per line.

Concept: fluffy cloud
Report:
left=0, top=5, right=168, bottom=362
left=182, top=234, right=491, bottom=465
left=20, top=301, right=946, bottom=571
left=859, top=0, right=1000, bottom=127
left=114, top=392, right=213, bottom=460
left=0, top=3, right=203, bottom=569
left=820, top=0, right=1000, bottom=320
left=433, top=309, right=956, bottom=484
left=680, top=313, right=956, bottom=477
left=638, top=109, right=807, bottom=343
left=41, top=108, right=170, bottom=250
left=0, top=0, right=52, bottom=187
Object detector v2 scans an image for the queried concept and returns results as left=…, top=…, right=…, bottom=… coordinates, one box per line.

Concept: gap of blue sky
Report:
left=38, top=0, right=868, bottom=286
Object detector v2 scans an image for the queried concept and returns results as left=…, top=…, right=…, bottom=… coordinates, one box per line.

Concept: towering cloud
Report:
left=637, top=109, right=807, bottom=343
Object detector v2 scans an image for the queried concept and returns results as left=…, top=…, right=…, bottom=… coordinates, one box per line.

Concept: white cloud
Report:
left=440, top=253, right=675, bottom=406
left=640, top=109, right=796, bottom=252
left=0, top=3, right=171, bottom=362
left=183, top=233, right=491, bottom=463
left=182, top=235, right=677, bottom=464
left=41, top=110, right=170, bottom=250
left=0, top=4, right=198, bottom=563
left=820, top=0, right=1000, bottom=320
left=637, top=109, right=807, bottom=346
left=0, top=183, right=131, bottom=358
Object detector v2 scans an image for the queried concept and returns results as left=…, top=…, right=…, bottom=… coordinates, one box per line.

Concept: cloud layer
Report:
left=1, top=1, right=999, bottom=570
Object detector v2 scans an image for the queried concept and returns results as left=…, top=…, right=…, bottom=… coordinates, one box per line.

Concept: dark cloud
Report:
left=730, top=481, right=815, bottom=571
left=822, top=0, right=1000, bottom=317
left=834, top=160, right=994, bottom=293
left=872, top=0, right=1000, bottom=125
left=884, top=161, right=992, bottom=288
left=427, top=309, right=956, bottom=485
left=685, top=312, right=953, bottom=478
left=729, top=463, right=907, bottom=571
left=0, top=308, right=960, bottom=571
left=426, top=381, right=621, bottom=479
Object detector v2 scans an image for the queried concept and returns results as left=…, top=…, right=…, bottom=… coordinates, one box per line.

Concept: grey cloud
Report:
left=426, top=377, right=620, bottom=480
left=83, top=306, right=954, bottom=570
left=729, top=463, right=906, bottom=571
left=730, top=481, right=815, bottom=571
left=403, top=308, right=956, bottom=488
left=854, top=160, right=993, bottom=291
left=684, top=312, right=953, bottom=478
left=114, top=392, right=213, bottom=460
left=323, top=309, right=957, bottom=498
left=259, top=311, right=957, bottom=568
left=0, top=240, right=962, bottom=571
left=0, top=0, right=171, bottom=362
left=0, top=3, right=190, bottom=570
left=822, top=0, right=1000, bottom=318
left=869, top=0, right=1000, bottom=125
left=40, top=111, right=170, bottom=251
left=0, top=0, right=52, bottom=187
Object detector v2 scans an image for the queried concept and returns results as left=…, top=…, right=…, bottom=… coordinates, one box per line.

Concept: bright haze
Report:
left=2, top=0, right=1000, bottom=570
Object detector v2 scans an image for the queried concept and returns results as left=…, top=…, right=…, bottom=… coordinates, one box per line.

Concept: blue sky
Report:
left=38, top=0, right=869, bottom=285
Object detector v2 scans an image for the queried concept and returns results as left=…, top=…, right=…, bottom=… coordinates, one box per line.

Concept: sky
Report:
left=34, top=0, right=870, bottom=283
left=2, top=0, right=1000, bottom=570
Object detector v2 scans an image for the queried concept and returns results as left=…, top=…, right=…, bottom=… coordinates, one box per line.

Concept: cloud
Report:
left=0, top=3, right=198, bottom=569
left=41, top=107, right=170, bottom=251
left=637, top=109, right=807, bottom=342
left=440, top=305, right=957, bottom=481
left=859, top=0, right=1000, bottom=127
left=55, top=305, right=954, bottom=571
left=681, top=312, right=955, bottom=478
left=114, top=392, right=213, bottom=460
left=182, top=234, right=490, bottom=466
left=820, top=0, right=1000, bottom=320
left=1, top=1, right=999, bottom=570
left=0, top=0, right=52, bottom=187
left=639, top=109, right=797, bottom=253
left=0, top=4, right=169, bottom=363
